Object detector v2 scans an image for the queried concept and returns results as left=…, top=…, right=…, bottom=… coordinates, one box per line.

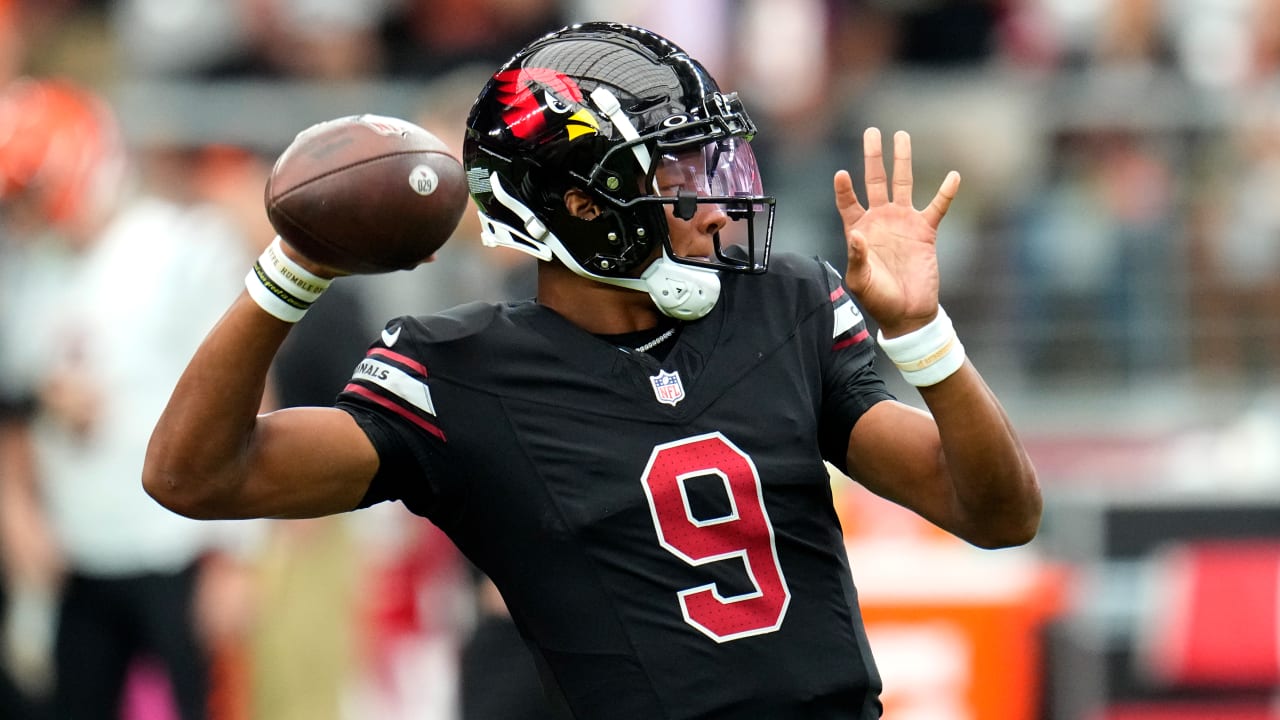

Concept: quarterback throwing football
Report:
left=146, top=22, right=1040, bottom=720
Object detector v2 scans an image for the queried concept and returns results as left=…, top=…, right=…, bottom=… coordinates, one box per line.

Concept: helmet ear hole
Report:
left=564, top=189, right=602, bottom=220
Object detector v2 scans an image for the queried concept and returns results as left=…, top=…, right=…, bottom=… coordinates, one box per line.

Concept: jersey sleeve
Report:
left=815, top=259, right=895, bottom=471
left=333, top=318, right=452, bottom=519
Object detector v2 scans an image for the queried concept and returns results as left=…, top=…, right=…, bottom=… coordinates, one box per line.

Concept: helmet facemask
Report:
left=635, top=132, right=775, bottom=274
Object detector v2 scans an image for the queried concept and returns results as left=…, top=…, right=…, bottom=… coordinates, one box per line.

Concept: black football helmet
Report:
left=463, top=22, right=775, bottom=319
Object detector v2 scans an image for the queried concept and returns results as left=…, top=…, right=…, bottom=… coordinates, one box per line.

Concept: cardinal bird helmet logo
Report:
left=493, top=68, right=600, bottom=144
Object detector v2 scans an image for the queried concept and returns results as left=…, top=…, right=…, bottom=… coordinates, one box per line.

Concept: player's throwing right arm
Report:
left=143, top=239, right=379, bottom=520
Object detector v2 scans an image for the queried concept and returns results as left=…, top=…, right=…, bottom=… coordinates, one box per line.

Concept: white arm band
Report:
left=876, top=305, right=966, bottom=387
left=244, top=236, right=333, bottom=323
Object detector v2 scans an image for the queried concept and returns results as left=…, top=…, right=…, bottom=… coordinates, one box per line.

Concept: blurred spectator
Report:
left=248, top=519, right=358, bottom=720
left=1011, top=126, right=1184, bottom=380
left=108, top=0, right=249, bottom=78
left=380, top=0, right=565, bottom=79
left=1187, top=85, right=1280, bottom=382
left=1003, top=0, right=1192, bottom=382
left=0, top=418, right=53, bottom=718
left=111, top=0, right=396, bottom=79
left=1090, top=0, right=1169, bottom=70
left=1035, top=0, right=1172, bottom=72
left=248, top=0, right=392, bottom=79
left=0, top=77, right=255, bottom=720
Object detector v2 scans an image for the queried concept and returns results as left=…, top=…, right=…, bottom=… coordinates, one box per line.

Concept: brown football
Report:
left=265, top=114, right=468, bottom=274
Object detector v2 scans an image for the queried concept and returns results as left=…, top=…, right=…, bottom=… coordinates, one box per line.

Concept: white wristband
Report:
left=244, top=236, right=332, bottom=323
left=876, top=306, right=966, bottom=387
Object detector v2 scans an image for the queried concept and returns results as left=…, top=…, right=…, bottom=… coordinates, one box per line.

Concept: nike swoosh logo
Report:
left=381, top=325, right=402, bottom=347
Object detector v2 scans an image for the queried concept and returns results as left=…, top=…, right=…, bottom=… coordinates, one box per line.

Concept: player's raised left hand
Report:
left=834, top=128, right=960, bottom=337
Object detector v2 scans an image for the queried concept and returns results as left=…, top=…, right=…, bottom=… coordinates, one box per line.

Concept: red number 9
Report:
left=641, top=432, right=791, bottom=642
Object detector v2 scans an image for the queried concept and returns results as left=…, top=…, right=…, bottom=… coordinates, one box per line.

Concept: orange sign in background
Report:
left=833, top=468, right=1067, bottom=720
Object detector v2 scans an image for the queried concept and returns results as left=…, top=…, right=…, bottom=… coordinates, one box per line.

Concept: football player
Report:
left=0, top=78, right=251, bottom=720
left=146, top=22, right=1041, bottom=719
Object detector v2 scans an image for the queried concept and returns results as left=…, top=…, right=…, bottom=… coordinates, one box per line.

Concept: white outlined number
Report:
left=640, top=432, right=791, bottom=642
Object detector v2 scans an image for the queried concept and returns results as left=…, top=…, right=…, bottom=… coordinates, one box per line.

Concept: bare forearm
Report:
left=918, top=362, right=1041, bottom=548
left=144, top=292, right=293, bottom=517
left=0, top=422, right=64, bottom=589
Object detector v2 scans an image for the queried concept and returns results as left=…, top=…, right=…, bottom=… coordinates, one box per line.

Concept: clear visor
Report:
left=650, top=137, right=772, bottom=272
left=653, top=136, right=763, bottom=199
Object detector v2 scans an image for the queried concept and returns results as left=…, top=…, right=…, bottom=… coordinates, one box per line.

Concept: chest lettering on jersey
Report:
left=640, top=432, right=791, bottom=642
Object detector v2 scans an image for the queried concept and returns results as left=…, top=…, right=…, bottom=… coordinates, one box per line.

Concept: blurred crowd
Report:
left=5, top=0, right=1280, bottom=385
left=1, top=0, right=1280, bottom=719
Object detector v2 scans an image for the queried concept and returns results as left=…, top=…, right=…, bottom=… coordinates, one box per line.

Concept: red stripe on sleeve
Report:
left=832, top=329, right=870, bottom=351
left=343, top=383, right=446, bottom=441
left=829, top=287, right=846, bottom=303
left=368, top=347, right=430, bottom=378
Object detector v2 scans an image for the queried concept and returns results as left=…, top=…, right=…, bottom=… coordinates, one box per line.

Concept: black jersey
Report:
left=337, top=252, right=895, bottom=720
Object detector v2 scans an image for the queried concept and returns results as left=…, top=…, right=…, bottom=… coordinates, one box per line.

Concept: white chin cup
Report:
left=640, top=256, right=721, bottom=320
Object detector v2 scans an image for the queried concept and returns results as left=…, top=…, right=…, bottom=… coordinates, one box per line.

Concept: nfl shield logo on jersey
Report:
left=649, top=370, right=685, bottom=406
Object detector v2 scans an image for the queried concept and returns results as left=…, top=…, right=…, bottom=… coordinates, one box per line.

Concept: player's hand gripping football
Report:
left=275, top=235, right=349, bottom=279
left=834, top=128, right=960, bottom=337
